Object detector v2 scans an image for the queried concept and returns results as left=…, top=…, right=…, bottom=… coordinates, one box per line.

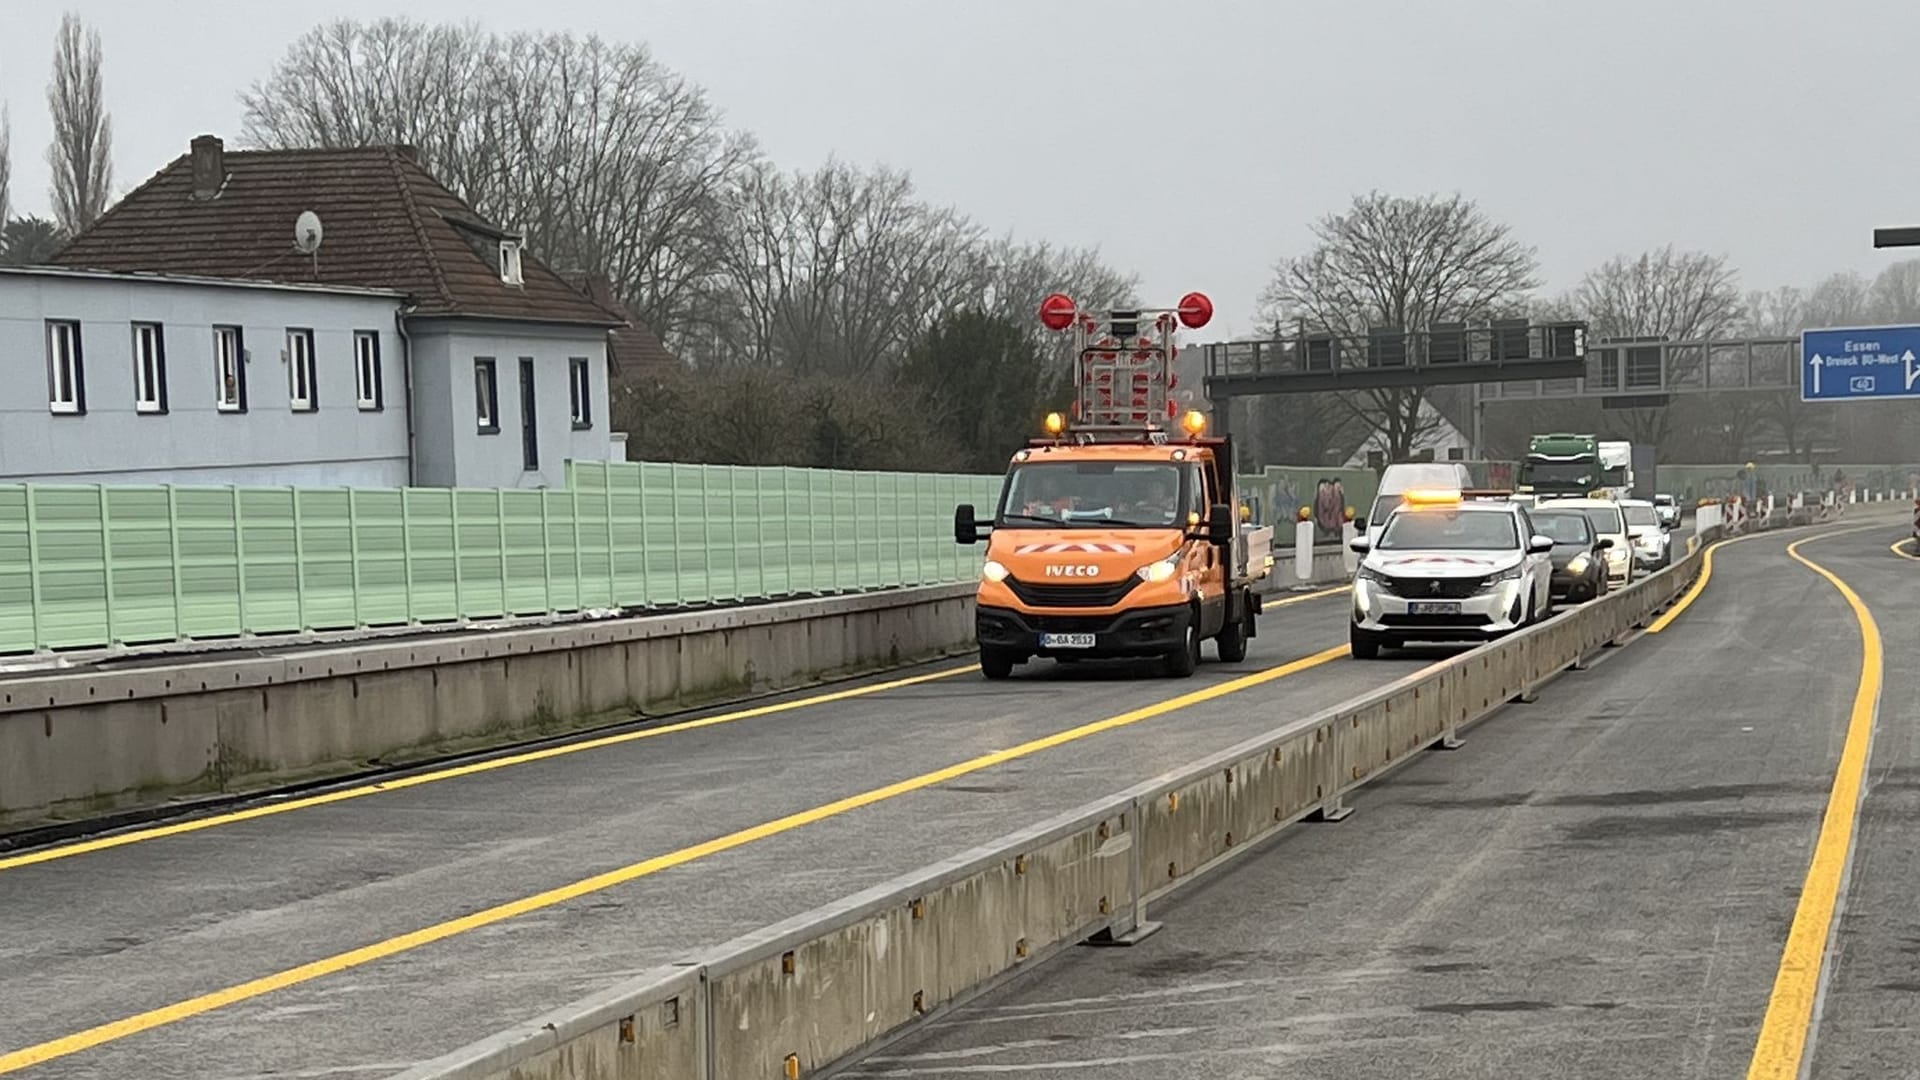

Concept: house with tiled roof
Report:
left=0, top=134, right=631, bottom=488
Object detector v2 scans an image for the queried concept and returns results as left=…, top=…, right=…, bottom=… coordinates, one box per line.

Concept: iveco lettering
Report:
left=955, top=293, right=1274, bottom=680
left=1043, top=565, right=1101, bottom=577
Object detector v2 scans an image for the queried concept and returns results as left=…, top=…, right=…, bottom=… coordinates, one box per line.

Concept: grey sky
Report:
left=2, top=0, right=1917, bottom=336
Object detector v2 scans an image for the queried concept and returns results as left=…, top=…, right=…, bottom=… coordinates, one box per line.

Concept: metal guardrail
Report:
left=391, top=521, right=1725, bottom=1080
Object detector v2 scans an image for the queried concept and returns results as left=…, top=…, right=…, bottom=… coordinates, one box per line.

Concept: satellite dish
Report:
left=294, top=210, right=324, bottom=255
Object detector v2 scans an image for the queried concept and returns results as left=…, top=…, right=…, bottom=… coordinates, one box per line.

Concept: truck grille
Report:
left=1382, top=575, right=1486, bottom=600
left=1004, top=577, right=1139, bottom=608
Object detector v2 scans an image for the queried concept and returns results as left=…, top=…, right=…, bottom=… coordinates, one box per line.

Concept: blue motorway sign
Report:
left=1801, top=324, right=1920, bottom=402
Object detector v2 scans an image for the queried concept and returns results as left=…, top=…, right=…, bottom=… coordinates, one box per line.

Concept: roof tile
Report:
left=53, top=143, right=623, bottom=327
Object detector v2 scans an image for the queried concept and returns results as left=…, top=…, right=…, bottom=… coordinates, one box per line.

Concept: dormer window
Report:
left=499, top=240, right=524, bottom=285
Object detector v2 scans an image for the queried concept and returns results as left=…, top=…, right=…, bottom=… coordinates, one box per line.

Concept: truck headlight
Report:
left=1137, top=554, right=1181, bottom=582
left=982, top=560, right=1010, bottom=582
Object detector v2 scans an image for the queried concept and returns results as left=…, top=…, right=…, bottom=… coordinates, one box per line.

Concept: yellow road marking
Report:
left=3, top=585, right=1348, bottom=874
left=0, top=643, right=1352, bottom=1073
left=0, top=665, right=975, bottom=873
left=1889, top=537, right=1920, bottom=562
left=1260, top=584, right=1347, bottom=608
left=1745, top=529, right=1885, bottom=1078
left=1647, top=530, right=1780, bottom=634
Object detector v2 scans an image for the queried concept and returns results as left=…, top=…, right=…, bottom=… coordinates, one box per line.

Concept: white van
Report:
left=1360, top=462, right=1476, bottom=546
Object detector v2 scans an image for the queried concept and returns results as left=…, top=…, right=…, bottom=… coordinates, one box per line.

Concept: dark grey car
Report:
left=1530, top=508, right=1611, bottom=603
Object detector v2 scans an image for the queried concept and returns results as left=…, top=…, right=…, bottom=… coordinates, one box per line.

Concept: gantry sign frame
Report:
left=1199, top=320, right=1589, bottom=434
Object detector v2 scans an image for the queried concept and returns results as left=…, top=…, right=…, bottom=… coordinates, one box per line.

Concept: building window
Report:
left=499, top=240, right=523, bottom=285
left=519, top=357, right=538, bottom=471
left=286, top=328, right=317, bottom=411
left=214, top=325, right=247, bottom=412
left=354, top=330, right=383, bottom=410
left=474, top=358, right=499, bottom=434
left=132, top=322, right=168, bottom=414
left=46, top=320, right=86, bottom=414
left=569, top=356, right=592, bottom=429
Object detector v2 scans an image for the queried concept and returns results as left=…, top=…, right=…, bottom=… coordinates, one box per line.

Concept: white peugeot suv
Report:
left=1347, top=490, right=1557, bottom=660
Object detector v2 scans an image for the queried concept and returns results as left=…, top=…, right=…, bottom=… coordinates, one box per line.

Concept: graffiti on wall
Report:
left=1313, top=478, right=1347, bottom=535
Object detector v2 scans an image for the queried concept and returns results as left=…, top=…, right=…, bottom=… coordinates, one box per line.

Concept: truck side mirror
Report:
left=1207, top=503, right=1234, bottom=545
left=954, top=504, right=985, bottom=545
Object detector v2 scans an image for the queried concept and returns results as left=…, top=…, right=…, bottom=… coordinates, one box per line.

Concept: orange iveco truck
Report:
left=954, top=291, right=1273, bottom=680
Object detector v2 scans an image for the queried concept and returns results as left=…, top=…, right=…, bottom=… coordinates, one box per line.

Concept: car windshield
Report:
left=1369, top=494, right=1403, bottom=526
left=1653, top=495, right=1674, bottom=507
left=1531, top=512, right=1593, bottom=545
left=1580, top=506, right=1626, bottom=535
left=1623, top=504, right=1659, bottom=528
left=1522, top=461, right=1596, bottom=487
left=998, top=461, right=1185, bottom=528
left=1377, top=509, right=1518, bottom=551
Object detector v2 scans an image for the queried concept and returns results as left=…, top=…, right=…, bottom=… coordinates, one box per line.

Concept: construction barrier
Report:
left=392, top=512, right=1776, bottom=1080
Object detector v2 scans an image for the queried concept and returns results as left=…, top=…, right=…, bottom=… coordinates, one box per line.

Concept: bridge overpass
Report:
left=0, top=506, right=1912, bottom=1078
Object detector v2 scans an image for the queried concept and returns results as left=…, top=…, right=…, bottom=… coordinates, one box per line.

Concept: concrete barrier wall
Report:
left=393, top=517, right=1767, bottom=1080
left=0, top=534, right=1354, bottom=833
left=0, top=584, right=976, bottom=830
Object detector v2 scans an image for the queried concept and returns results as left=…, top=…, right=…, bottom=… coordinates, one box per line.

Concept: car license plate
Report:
left=1406, top=601, right=1461, bottom=615
left=1040, top=633, right=1096, bottom=649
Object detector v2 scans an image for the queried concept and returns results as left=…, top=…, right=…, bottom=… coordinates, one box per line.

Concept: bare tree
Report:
left=0, top=103, right=12, bottom=223
left=242, top=18, right=758, bottom=346
left=1259, top=191, right=1539, bottom=462
left=45, top=14, right=113, bottom=235
left=1869, top=259, right=1920, bottom=323
left=707, top=159, right=989, bottom=375
left=1566, top=247, right=1743, bottom=447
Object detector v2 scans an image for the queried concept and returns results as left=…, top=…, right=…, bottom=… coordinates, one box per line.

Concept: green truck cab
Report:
left=1519, top=433, right=1601, bottom=499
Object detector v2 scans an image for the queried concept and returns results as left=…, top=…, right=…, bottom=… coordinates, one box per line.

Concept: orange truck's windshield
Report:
left=998, top=461, right=1188, bottom=528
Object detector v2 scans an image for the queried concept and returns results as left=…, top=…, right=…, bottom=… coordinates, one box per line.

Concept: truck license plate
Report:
left=1406, top=601, right=1461, bottom=615
left=1040, top=633, right=1096, bottom=649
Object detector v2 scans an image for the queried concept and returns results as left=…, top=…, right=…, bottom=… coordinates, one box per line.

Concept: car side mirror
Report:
left=1596, top=537, right=1614, bottom=550
left=1348, top=536, right=1372, bottom=555
left=1352, top=516, right=1368, bottom=532
left=1206, top=502, right=1234, bottom=545
left=954, top=503, right=986, bottom=545
left=1528, top=534, right=1555, bottom=554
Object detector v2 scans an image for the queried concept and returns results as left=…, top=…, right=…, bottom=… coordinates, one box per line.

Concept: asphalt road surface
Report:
left=1, top=583, right=1436, bottom=1079
left=846, top=523, right=1913, bottom=1080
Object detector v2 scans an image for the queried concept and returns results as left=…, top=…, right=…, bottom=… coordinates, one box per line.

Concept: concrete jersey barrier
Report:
left=394, top=511, right=1839, bottom=1080
left=0, top=539, right=1360, bottom=835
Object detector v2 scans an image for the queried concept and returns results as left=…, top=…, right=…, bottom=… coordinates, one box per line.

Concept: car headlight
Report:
left=1566, top=554, right=1590, bottom=575
left=1487, top=564, right=1523, bottom=583
left=982, top=559, right=1010, bottom=582
left=1136, top=555, right=1181, bottom=582
left=1356, top=565, right=1391, bottom=584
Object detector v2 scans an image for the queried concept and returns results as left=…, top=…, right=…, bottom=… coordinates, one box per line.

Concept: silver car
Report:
left=1347, top=494, right=1556, bottom=659
left=1652, top=493, right=1681, bottom=529
left=1620, top=498, right=1671, bottom=571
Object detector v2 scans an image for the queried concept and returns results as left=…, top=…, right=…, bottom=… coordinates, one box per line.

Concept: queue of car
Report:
left=1346, top=484, right=1683, bottom=660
